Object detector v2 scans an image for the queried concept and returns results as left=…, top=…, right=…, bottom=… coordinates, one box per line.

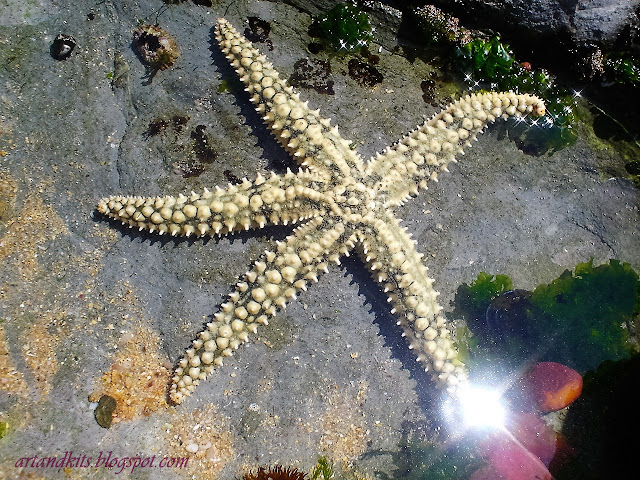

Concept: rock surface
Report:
left=418, top=0, right=640, bottom=46
left=398, top=0, right=640, bottom=50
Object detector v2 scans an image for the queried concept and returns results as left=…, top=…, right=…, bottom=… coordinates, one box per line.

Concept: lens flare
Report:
left=458, top=383, right=507, bottom=429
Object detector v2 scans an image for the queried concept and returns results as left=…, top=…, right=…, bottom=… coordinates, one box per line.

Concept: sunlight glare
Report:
left=459, top=384, right=507, bottom=429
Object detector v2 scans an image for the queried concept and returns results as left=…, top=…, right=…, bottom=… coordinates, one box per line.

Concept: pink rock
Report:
left=488, top=442, right=552, bottom=480
left=520, top=362, right=583, bottom=413
left=484, top=413, right=557, bottom=480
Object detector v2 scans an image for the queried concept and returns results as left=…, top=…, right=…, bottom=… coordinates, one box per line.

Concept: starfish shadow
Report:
left=342, top=255, right=450, bottom=419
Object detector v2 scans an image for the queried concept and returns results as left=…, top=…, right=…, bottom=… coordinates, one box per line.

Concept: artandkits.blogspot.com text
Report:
left=13, top=450, right=189, bottom=475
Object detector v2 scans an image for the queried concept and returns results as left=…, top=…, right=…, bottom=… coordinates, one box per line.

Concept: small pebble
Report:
left=94, top=394, right=117, bottom=428
left=185, top=443, right=199, bottom=453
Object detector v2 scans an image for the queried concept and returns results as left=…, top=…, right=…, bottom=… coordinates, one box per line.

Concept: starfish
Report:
left=98, top=18, right=545, bottom=404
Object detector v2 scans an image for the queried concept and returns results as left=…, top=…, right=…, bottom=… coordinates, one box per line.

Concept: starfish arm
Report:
left=216, top=18, right=364, bottom=180
left=366, top=91, right=546, bottom=207
left=96, top=169, right=329, bottom=237
left=358, top=210, right=467, bottom=389
left=170, top=216, right=356, bottom=403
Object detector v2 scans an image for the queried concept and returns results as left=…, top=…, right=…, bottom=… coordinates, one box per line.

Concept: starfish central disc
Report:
left=326, top=179, right=376, bottom=224
left=97, top=18, right=546, bottom=405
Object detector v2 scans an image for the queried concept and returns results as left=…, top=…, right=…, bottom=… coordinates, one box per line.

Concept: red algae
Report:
left=520, top=362, right=583, bottom=413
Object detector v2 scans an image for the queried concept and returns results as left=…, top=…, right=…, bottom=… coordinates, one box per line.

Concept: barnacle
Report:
left=50, top=34, right=77, bottom=61
left=132, top=24, right=179, bottom=71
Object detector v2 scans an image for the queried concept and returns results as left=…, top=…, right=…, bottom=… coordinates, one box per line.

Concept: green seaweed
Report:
left=459, top=37, right=514, bottom=80
left=0, top=421, right=7, bottom=439
left=456, top=272, right=513, bottom=320
left=456, top=37, right=556, bottom=97
left=530, top=259, right=638, bottom=372
left=455, top=260, right=639, bottom=375
left=454, top=325, right=476, bottom=365
left=453, top=273, right=531, bottom=368
left=316, top=2, right=373, bottom=52
left=453, top=272, right=513, bottom=347
left=310, top=456, right=334, bottom=480
left=605, top=55, right=640, bottom=86
left=468, top=272, right=513, bottom=306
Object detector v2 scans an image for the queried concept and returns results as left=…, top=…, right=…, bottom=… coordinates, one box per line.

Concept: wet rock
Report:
left=413, top=0, right=640, bottom=50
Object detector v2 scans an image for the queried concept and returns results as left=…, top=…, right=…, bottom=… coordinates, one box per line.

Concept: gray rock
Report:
left=416, top=0, right=640, bottom=49
left=574, top=0, right=639, bottom=45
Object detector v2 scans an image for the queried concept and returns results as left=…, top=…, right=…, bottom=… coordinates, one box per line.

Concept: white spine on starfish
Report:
left=169, top=217, right=354, bottom=404
left=215, top=18, right=364, bottom=181
left=367, top=91, right=546, bottom=207
left=359, top=210, right=466, bottom=387
left=97, top=169, right=327, bottom=236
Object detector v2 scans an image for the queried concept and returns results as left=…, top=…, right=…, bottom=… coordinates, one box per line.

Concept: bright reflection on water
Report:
left=457, top=383, right=507, bottom=429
